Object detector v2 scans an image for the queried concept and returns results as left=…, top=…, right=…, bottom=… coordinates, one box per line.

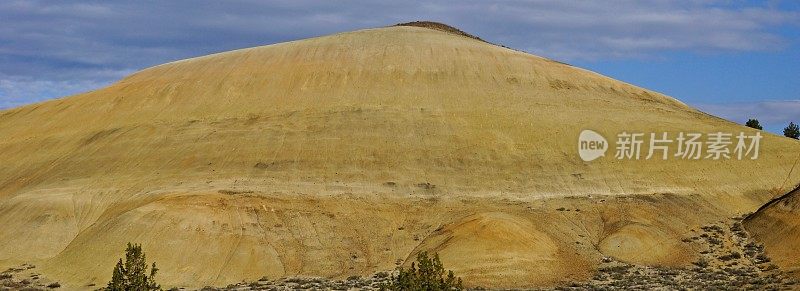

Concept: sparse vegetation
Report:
left=693, top=258, right=709, bottom=269
left=718, top=251, right=742, bottom=261
left=745, top=119, right=763, bottom=130
left=784, top=122, right=799, bottom=139
left=105, top=243, right=161, bottom=291
left=381, top=251, right=463, bottom=291
left=395, top=21, right=484, bottom=42
left=561, top=221, right=798, bottom=290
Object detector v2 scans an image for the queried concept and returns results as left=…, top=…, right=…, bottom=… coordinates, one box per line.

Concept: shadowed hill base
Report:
left=0, top=23, right=799, bottom=289
left=745, top=184, right=800, bottom=277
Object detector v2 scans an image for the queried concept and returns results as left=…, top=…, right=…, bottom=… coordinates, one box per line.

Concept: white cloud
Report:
left=0, top=69, right=132, bottom=109
left=694, top=100, right=800, bottom=132
left=0, top=0, right=798, bottom=107
left=469, top=0, right=799, bottom=60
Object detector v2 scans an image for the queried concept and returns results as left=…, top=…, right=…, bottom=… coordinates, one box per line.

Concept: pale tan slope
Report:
left=745, top=184, right=800, bottom=276
left=0, top=25, right=799, bottom=288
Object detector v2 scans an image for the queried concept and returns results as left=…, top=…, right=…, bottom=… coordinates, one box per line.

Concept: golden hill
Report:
left=0, top=23, right=798, bottom=289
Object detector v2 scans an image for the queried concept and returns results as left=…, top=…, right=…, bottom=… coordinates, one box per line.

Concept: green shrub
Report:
left=105, top=243, right=161, bottom=291
left=381, top=251, right=463, bottom=291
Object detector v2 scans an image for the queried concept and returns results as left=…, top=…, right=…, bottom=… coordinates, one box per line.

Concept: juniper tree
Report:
left=380, top=251, right=463, bottom=291
left=745, top=119, right=763, bottom=130
left=784, top=122, right=800, bottom=139
left=106, top=243, right=161, bottom=291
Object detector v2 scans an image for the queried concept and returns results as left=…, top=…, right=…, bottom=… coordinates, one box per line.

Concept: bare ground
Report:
left=5, top=215, right=796, bottom=291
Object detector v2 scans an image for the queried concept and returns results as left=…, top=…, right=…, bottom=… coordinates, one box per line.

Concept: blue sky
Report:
left=575, top=50, right=800, bottom=133
left=0, top=0, right=798, bottom=133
